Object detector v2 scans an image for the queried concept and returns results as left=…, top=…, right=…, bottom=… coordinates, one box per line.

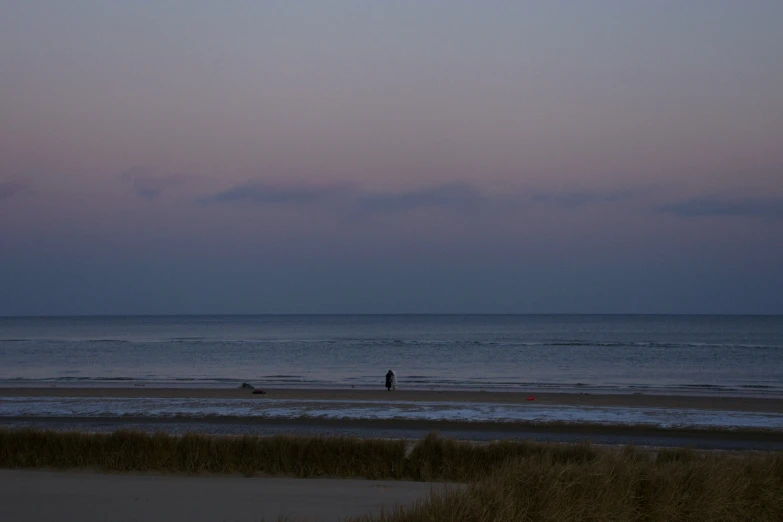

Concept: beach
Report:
left=2, top=387, right=782, bottom=451
left=3, top=385, right=781, bottom=521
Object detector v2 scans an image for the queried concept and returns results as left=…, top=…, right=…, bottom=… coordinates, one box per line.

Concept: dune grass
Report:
left=0, top=429, right=406, bottom=478
left=2, top=429, right=781, bottom=520
left=0, top=429, right=602, bottom=482
left=356, top=440, right=783, bottom=522
left=405, top=432, right=599, bottom=482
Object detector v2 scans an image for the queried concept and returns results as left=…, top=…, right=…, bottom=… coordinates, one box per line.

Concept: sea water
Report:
left=1, top=314, right=782, bottom=397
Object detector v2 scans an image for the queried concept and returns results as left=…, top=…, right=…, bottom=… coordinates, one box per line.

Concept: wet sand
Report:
left=1, top=386, right=782, bottom=412
left=4, top=414, right=781, bottom=451
left=0, top=469, right=441, bottom=522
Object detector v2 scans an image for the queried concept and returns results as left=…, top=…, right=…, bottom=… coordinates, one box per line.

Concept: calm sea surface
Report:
left=1, top=315, right=781, bottom=397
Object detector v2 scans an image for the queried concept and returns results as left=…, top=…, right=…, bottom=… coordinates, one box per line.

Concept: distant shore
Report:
left=2, top=386, right=782, bottom=413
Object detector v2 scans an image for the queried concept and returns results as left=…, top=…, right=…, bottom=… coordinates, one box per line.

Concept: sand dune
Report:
left=0, top=469, right=442, bottom=522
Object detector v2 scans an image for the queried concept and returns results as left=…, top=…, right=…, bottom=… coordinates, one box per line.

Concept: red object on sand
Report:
left=526, top=396, right=535, bottom=401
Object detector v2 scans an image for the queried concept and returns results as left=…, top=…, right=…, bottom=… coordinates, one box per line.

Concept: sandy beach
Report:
left=3, top=387, right=782, bottom=413
left=0, top=469, right=440, bottom=522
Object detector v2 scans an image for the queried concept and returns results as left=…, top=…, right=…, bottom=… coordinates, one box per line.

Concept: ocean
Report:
left=1, top=314, right=782, bottom=397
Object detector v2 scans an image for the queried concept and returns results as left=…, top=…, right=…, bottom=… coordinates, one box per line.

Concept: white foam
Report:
left=1, top=397, right=781, bottom=430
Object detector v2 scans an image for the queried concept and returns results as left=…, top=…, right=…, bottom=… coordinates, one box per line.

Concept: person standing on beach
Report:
left=385, top=370, right=397, bottom=391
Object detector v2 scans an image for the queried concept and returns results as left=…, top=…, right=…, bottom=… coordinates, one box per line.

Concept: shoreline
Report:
left=3, top=382, right=781, bottom=400
left=5, top=414, right=782, bottom=439
left=4, top=387, right=781, bottom=449
left=2, top=387, right=782, bottom=413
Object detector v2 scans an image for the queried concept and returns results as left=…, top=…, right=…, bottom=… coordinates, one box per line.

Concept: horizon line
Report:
left=2, top=312, right=782, bottom=319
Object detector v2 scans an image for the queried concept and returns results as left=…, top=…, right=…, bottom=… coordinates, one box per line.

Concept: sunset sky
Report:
left=1, top=1, right=782, bottom=315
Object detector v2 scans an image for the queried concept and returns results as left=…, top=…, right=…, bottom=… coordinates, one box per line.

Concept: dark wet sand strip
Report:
left=2, top=387, right=781, bottom=413
left=2, top=415, right=782, bottom=451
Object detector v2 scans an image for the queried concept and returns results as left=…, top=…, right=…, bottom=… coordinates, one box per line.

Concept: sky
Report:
left=1, top=1, right=782, bottom=315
